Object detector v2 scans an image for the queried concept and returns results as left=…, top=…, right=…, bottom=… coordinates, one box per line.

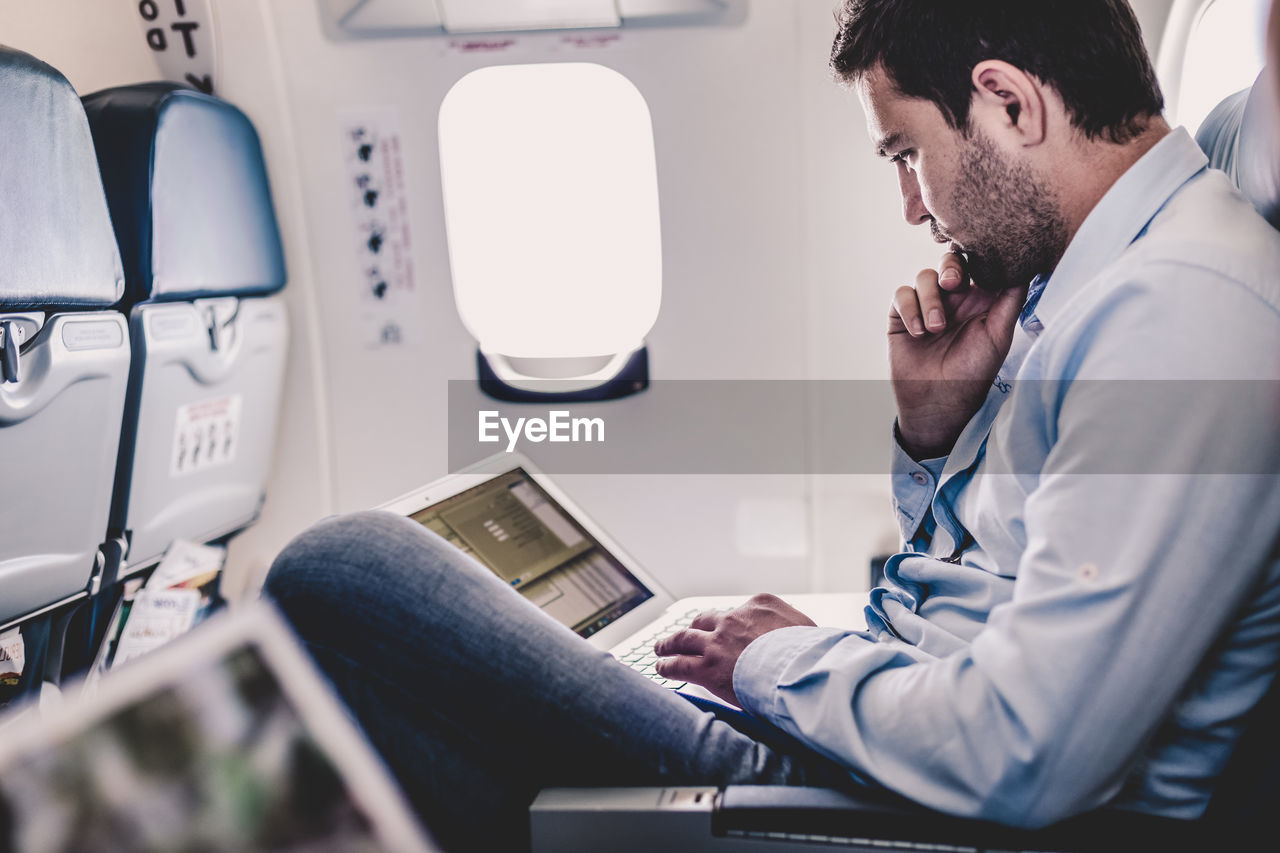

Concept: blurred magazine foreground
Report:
left=0, top=603, right=439, bottom=853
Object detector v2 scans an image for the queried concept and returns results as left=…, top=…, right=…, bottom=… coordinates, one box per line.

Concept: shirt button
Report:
left=911, top=471, right=929, bottom=486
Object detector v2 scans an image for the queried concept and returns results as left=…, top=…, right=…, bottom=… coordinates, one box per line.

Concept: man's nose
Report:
left=897, top=166, right=931, bottom=226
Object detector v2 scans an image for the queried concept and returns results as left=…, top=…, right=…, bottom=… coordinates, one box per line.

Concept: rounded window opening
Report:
left=438, top=62, right=662, bottom=401
left=1174, top=0, right=1270, bottom=133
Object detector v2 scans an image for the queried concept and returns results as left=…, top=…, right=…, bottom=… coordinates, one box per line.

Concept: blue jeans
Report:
left=264, top=511, right=858, bottom=852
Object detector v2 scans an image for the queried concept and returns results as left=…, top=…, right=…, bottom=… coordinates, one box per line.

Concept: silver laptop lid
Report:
left=380, top=454, right=676, bottom=646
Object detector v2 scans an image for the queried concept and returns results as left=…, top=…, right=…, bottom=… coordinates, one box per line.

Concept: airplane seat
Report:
left=530, top=72, right=1280, bottom=852
left=1190, top=64, right=1280, bottom=840
left=1195, top=66, right=1280, bottom=227
left=80, top=83, right=289, bottom=582
left=0, top=46, right=131, bottom=679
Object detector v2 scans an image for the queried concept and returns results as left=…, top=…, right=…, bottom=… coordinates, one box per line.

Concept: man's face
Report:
left=856, top=66, right=1068, bottom=292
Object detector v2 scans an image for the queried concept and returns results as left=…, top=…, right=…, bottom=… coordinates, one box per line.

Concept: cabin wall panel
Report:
left=257, top=0, right=829, bottom=597
left=795, top=0, right=935, bottom=591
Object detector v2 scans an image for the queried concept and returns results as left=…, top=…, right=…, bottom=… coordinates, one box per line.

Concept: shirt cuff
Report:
left=891, top=424, right=947, bottom=539
left=733, top=625, right=853, bottom=723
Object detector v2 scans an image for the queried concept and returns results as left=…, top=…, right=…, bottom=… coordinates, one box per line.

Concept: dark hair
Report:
left=831, top=0, right=1164, bottom=144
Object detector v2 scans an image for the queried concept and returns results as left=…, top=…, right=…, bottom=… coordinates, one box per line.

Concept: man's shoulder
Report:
left=1036, top=170, right=1280, bottom=380
left=1118, top=167, right=1280, bottom=313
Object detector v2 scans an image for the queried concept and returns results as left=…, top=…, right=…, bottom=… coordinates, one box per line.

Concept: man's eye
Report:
left=890, top=150, right=915, bottom=166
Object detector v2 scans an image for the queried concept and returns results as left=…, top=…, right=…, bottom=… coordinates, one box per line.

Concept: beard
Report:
left=936, top=129, right=1069, bottom=293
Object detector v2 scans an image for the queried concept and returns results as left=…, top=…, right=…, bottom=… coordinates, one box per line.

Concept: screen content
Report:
left=411, top=469, right=653, bottom=638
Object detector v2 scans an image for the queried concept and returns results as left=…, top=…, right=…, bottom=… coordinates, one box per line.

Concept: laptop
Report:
left=379, top=453, right=868, bottom=701
left=0, top=602, right=440, bottom=853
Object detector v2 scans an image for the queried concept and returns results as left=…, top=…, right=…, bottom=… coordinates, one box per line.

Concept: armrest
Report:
left=716, top=786, right=1204, bottom=852
left=533, top=785, right=1204, bottom=852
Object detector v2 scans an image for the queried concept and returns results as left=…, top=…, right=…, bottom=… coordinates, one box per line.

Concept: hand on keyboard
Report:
left=653, top=595, right=816, bottom=707
left=614, top=609, right=703, bottom=689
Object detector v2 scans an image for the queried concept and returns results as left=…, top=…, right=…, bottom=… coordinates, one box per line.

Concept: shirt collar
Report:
left=1022, top=128, right=1209, bottom=331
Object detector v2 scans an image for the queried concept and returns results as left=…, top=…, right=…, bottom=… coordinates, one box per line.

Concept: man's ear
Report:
left=970, top=60, right=1047, bottom=147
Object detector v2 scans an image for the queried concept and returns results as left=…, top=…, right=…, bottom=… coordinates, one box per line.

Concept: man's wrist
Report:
left=895, top=420, right=956, bottom=461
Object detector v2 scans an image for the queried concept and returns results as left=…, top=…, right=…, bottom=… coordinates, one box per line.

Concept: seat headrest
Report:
left=1196, top=68, right=1280, bottom=229
left=0, top=47, right=124, bottom=309
left=82, top=84, right=286, bottom=305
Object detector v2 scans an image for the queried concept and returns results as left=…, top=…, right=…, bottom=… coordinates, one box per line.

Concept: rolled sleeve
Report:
left=890, top=424, right=947, bottom=546
left=733, top=626, right=856, bottom=723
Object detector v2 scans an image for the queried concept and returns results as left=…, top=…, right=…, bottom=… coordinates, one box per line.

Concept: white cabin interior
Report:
left=0, top=0, right=1266, bottom=605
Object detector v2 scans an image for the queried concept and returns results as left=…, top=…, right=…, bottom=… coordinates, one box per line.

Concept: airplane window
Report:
left=438, top=63, right=661, bottom=397
left=1175, top=0, right=1270, bottom=133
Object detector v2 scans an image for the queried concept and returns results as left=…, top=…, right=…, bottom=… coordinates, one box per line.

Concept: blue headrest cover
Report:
left=1196, top=68, right=1280, bottom=229
left=0, top=47, right=123, bottom=309
left=82, top=84, right=286, bottom=304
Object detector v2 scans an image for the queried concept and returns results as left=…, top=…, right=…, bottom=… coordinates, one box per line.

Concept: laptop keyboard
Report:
left=612, top=609, right=702, bottom=690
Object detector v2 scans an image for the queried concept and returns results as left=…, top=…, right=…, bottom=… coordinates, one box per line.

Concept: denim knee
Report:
left=263, top=510, right=452, bottom=640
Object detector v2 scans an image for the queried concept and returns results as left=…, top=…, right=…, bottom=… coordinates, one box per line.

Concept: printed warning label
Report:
left=340, top=110, right=416, bottom=349
left=170, top=394, right=242, bottom=476
left=135, top=0, right=218, bottom=95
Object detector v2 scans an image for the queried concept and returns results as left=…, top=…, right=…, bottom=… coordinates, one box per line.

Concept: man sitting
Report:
left=264, top=2, right=1280, bottom=850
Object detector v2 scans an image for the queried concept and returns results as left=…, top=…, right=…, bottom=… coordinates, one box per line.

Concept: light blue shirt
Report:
left=734, top=129, right=1280, bottom=828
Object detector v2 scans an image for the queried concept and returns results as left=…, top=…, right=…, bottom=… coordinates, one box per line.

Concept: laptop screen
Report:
left=410, top=468, right=654, bottom=638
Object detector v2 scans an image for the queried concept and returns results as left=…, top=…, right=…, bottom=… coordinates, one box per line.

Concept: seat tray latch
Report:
left=0, top=319, right=23, bottom=384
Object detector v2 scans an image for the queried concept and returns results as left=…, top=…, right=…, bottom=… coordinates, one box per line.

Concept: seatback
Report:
left=82, top=84, right=289, bottom=573
left=0, top=47, right=130, bottom=627
left=1195, top=65, right=1280, bottom=829
left=1202, top=640, right=1280, bottom=830
left=1196, top=67, right=1280, bottom=227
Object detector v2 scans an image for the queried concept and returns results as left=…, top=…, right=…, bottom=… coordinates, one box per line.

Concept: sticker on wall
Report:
left=134, top=0, right=218, bottom=94
left=170, top=394, right=242, bottom=477
left=340, top=111, right=417, bottom=349
left=447, top=37, right=518, bottom=55
left=556, top=33, right=622, bottom=51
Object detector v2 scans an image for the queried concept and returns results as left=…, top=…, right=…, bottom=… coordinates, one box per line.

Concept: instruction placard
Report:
left=170, top=394, right=242, bottom=476
left=340, top=111, right=417, bottom=349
